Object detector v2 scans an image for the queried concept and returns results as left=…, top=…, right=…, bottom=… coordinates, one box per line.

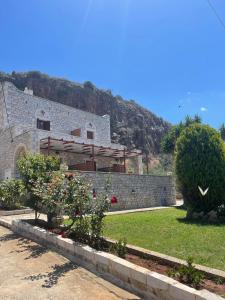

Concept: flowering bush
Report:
left=0, top=179, right=26, bottom=210
left=17, top=153, right=113, bottom=248
left=33, top=171, right=111, bottom=248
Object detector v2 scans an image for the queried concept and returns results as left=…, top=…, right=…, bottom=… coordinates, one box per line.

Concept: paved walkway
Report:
left=106, top=204, right=180, bottom=216
left=0, top=226, right=140, bottom=300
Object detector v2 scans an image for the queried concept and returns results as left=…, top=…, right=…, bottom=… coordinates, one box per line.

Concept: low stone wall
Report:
left=79, top=172, right=176, bottom=210
left=9, top=219, right=222, bottom=300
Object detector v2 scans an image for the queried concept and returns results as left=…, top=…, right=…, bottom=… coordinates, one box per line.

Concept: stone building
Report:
left=0, top=81, right=175, bottom=209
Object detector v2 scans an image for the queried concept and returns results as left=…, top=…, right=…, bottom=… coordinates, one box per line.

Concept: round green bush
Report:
left=175, top=124, right=225, bottom=215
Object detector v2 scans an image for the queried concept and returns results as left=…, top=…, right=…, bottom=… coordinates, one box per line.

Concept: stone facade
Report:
left=81, top=172, right=176, bottom=209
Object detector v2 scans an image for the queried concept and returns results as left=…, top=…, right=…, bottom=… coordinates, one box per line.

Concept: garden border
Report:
left=1, top=218, right=222, bottom=300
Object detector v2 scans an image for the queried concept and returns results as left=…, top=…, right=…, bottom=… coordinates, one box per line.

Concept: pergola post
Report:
left=146, top=153, right=149, bottom=174
left=47, top=136, right=50, bottom=156
left=92, top=144, right=95, bottom=171
left=123, top=148, right=126, bottom=173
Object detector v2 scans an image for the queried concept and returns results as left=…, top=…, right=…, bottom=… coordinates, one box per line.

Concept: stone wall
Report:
left=80, top=172, right=176, bottom=210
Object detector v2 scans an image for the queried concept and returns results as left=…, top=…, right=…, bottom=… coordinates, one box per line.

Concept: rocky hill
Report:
left=0, top=71, right=170, bottom=154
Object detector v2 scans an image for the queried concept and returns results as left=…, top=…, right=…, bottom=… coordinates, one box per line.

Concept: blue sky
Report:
left=1, top=0, right=225, bottom=128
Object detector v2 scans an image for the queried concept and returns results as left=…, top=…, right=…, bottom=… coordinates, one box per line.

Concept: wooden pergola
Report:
left=40, top=137, right=141, bottom=173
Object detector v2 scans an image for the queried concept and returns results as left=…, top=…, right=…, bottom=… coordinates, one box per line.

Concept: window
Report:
left=87, top=130, right=94, bottom=139
left=37, top=119, right=50, bottom=131
left=71, top=128, right=81, bottom=137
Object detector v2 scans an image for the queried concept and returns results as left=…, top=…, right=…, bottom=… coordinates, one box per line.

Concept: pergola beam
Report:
left=40, top=137, right=141, bottom=158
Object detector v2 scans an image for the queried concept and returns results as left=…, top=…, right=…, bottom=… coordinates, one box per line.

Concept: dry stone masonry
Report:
left=81, top=172, right=175, bottom=210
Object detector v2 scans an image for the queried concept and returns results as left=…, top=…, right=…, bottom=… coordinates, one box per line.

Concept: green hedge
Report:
left=175, top=124, right=225, bottom=214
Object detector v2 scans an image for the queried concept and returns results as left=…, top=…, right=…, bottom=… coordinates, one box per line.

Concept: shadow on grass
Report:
left=174, top=205, right=187, bottom=211
left=24, top=261, right=77, bottom=288
left=174, top=205, right=225, bottom=226
left=177, top=217, right=225, bottom=227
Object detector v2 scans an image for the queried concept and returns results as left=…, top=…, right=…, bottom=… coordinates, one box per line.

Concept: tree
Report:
left=175, top=124, right=225, bottom=216
left=17, top=153, right=60, bottom=220
left=83, top=81, right=95, bottom=90
left=161, top=115, right=202, bottom=154
left=219, top=123, right=225, bottom=141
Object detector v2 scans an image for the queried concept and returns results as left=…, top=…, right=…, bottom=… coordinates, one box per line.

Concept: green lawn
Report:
left=104, top=208, right=225, bottom=271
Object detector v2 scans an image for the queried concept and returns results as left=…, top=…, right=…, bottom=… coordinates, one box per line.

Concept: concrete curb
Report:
left=0, top=217, right=12, bottom=228
left=9, top=219, right=223, bottom=300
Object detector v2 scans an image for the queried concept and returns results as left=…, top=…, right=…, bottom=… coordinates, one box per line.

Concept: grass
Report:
left=103, top=208, right=225, bottom=271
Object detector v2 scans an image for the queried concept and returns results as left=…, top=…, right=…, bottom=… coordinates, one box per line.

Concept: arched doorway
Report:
left=14, top=145, right=27, bottom=178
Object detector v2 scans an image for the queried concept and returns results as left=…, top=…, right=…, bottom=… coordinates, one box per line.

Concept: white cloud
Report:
left=200, top=107, right=208, bottom=112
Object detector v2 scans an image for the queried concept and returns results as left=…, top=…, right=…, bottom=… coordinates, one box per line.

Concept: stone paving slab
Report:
left=0, top=225, right=140, bottom=300
left=105, top=200, right=183, bottom=216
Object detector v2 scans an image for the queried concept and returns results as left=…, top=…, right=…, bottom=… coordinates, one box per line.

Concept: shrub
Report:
left=17, top=153, right=60, bottom=219
left=89, top=193, right=110, bottom=249
left=65, top=174, right=110, bottom=249
left=175, top=124, right=225, bottom=215
left=0, top=179, right=26, bottom=210
left=33, top=171, right=111, bottom=246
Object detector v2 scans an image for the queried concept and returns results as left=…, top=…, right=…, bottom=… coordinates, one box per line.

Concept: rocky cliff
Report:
left=0, top=71, right=170, bottom=154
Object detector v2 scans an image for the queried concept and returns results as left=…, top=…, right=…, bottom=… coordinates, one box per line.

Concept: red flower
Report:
left=75, top=209, right=80, bottom=215
left=111, top=196, right=118, bottom=204
left=61, top=232, right=67, bottom=238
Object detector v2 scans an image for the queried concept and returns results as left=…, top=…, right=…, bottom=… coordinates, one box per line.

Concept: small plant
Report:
left=214, top=277, right=225, bottom=285
left=111, top=238, right=127, bottom=258
left=168, top=257, right=204, bottom=289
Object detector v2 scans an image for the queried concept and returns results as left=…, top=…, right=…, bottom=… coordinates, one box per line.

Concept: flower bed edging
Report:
left=10, top=219, right=223, bottom=300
